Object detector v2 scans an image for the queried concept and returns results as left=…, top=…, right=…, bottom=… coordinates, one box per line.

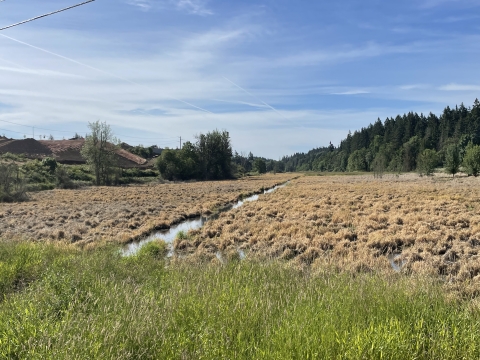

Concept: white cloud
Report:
left=126, top=0, right=152, bottom=11
left=419, top=0, right=480, bottom=8
left=399, top=84, right=430, bottom=90
left=439, top=83, right=480, bottom=91
left=125, top=0, right=213, bottom=15
left=175, top=0, right=213, bottom=16
left=331, top=90, right=370, bottom=95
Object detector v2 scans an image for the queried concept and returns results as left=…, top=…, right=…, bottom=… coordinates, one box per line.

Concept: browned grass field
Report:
left=179, top=174, right=480, bottom=295
left=0, top=174, right=293, bottom=247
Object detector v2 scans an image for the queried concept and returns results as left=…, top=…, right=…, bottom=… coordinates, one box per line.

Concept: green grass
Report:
left=1, top=240, right=479, bottom=359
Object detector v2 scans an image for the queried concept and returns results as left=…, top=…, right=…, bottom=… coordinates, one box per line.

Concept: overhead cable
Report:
left=0, top=0, right=96, bottom=31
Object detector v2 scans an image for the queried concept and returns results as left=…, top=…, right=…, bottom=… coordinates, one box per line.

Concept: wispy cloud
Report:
left=399, top=84, right=430, bottom=90
left=269, top=42, right=423, bottom=68
left=331, top=90, right=370, bottom=95
left=439, top=83, right=480, bottom=91
left=175, top=0, right=212, bottom=16
left=126, top=0, right=152, bottom=11
left=0, top=65, right=84, bottom=79
left=125, top=0, right=213, bottom=15
left=211, top=99, right=269, bottom=109
left=419, top=0, right=480, bottom=9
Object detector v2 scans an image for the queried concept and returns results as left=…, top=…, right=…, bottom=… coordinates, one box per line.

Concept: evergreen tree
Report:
left=444, top=144, right=461, bottom=178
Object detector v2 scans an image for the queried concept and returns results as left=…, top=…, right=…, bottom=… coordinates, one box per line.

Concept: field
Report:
left=0, top=174, right=293, bottom=247
left=1, top=241, right=480, bottom=359
left=2, top=172, right=480, bottom=357
left=181, top=173, right=480, bottom=296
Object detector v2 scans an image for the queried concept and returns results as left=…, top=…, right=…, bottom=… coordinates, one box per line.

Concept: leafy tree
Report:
left=196, top=130, right=233, bottom=180
left=462, top=142, right=480, bottom=176
left=130, top=145, right=154, bottom=159
left=371, top=152, right=386, bottom=178
left=80, top=121, right=118, bottom=186
left=156, top=130, right=233, bottom=181
left=253, top=159, right=267, bottom=174
left=444, top=144, right=461, bottom=178
left=417, top=149, right=438, bottom=176
left=347, top=149, right=368, bottom=171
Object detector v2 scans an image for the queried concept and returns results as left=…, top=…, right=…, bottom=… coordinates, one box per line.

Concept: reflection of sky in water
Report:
left=388, top=254, right=406, bottom=272
left=123, top=181, right=289, bottom=256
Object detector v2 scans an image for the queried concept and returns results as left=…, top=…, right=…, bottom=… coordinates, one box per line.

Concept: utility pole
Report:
left=179, top=136, right=182, bottom=149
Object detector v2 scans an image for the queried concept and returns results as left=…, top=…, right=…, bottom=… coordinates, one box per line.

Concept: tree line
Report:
left=279, top=99, right=480, bottom=176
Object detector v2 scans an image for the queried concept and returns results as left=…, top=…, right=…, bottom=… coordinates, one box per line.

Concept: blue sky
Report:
left=1, top=0, right=479, bottom=158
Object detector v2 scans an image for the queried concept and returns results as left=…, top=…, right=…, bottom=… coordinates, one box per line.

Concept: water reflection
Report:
left=123, top=181, right=289, bottom=256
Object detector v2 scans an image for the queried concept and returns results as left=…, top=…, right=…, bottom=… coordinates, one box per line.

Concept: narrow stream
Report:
left=123, top=182, right=289, bottom=256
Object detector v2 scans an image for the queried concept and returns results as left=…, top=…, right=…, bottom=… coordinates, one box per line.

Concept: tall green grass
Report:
left=0, top=240, right=479, bottom=359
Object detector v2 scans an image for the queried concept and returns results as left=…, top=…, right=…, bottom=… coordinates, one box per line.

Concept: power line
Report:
left=0, top=127, right=27, bottom=135
left=0, top=1, right=95, bottom=31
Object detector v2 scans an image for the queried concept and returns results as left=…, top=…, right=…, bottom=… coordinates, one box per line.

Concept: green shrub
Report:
left=0, top=163, right=28, bottom=202
left=55, top=165, right=76, bottom=189
left=462, top=142, right=480, bottom=176
left=136, top=240, right=168, bottom=260
left=417, top=149, right=438, bottom=175
left=42, top=157, right=58, bottom=173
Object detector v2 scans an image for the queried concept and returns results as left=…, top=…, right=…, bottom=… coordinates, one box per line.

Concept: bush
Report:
left=41, top=157, right=58, bottom=173
left=462, top=142, right=480, bottom=176
left=136, top=240, right=168, bottom=260
left=0, top=163, right=28, bottom=202
left=417, top=149, right=438, bottom=176
left=56, top=165, right=76, bottom=189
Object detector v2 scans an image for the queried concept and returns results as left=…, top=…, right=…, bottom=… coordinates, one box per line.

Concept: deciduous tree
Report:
left=80, top=121, right=118, bottom=186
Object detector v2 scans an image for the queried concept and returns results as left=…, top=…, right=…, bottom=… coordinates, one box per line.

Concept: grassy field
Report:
left=0, top=174, right=293, bottom=247
left=1, top=239, right=480, bottom=359
left=3, top=172, right=480, bottom=357
left=180, top=173, right=480, bottom=296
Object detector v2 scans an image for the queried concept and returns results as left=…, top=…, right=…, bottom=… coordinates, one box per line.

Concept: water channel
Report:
left=123, top=182, right=289, bottom=256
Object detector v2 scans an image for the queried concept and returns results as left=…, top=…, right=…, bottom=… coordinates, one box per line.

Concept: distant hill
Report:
left=0, top=138, right=147, bottom=168
left=279, top=99, right=480, bottom=173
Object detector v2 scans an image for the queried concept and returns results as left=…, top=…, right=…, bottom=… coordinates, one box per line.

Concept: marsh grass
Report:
left=0, top=173, right=294, bottom=246
left=1, top=240, right=480, bottom=359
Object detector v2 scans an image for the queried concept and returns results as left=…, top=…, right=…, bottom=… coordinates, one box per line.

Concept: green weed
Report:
left=0, top=240, right=479, bottom=359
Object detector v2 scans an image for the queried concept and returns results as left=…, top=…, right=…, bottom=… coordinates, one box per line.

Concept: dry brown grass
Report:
left=183, top=173, right=480, bottom=294
left=0, top=174, right=294, bottom=247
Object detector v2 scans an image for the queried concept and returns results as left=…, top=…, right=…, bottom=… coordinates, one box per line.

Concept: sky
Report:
left=0, top=0, right=479, bottom=159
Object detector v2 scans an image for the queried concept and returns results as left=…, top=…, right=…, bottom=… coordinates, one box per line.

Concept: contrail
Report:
left=0, top=0, right=96, bottom=31
left=222, top=76, right=288, bottom=120
left=211, top=98, right=268, bottom=108
left=0, top=56, right=30, bottom=70
left=0, top=33, right=213, bottom=114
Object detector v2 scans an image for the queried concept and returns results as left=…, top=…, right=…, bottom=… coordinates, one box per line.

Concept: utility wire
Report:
left=0, top=127, right=26, bottom=135
left=0, top=0, right=95, bottom=31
